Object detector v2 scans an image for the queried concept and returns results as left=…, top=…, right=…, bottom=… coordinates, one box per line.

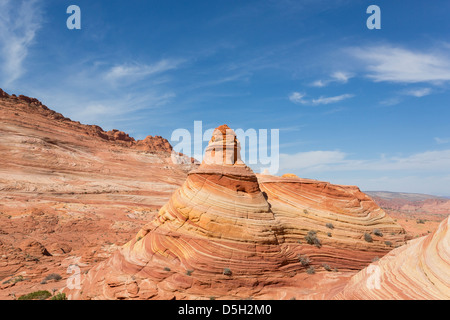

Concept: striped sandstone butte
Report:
left=72, top=125, right=407, bottom=300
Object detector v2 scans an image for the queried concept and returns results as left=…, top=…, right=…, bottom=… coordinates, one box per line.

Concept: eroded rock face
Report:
left=335, top=216, right=450, bottom=300
left=72, top=125, right=407, bottom=300
left=18, top=239, right=52, bottom=257
left=0, top=89, right=196, bottom=298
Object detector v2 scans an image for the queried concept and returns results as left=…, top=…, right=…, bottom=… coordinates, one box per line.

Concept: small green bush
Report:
left=51, top=293, right=67, bottom=300
left=322, top=264, right=332, bottom=271
left=306, top=266, right=315, bottom=274
left=18, top=290, right=51, bottom=300
left=305, top=231, right=322, bottom=248
left=326, top=223, right=334, bottom=229
left=416, top=219, right=426, bottom=224
left=163, top=267, right=171, bottom=272
left=364, top=233, right=373, bottom=243
left=385, top=241, right=392, bottom=247
left=223, top=268, right=232, bottom=276
left=298, top=255, right=310, bottom=266
left=186, top=269, right=193, bottom=276
left=373, top=229, right=383, bottom=237
left=3, top=275, right=24, bottom=285
left=44, top=273, right=62, bottom=282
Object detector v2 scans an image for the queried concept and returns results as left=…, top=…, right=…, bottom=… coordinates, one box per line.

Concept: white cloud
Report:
left=403, top=87, right=432, bottom=97
left=289, top=92, right=307, bottom=104
left=380, top=97, right=402, bottom=106
left=311, top=80, right=326, bottom=87
left=278, top=149, right=450, bottom=195
left=0, top=0, right=42, bottom=85
left=289, top=92, right=354, bottom=105
left=280, top=151, right=347, bottom=171
left=435, top=137, right=450, bottom=144
left=311, top=71, right=353, bottom=87
left=350, top=45, right=450, bottom=83
left=280, top=149, right=450, bottom=173
left=104, top=59, right=183, bottom=82
left=311, top=94, right=354, bottom=105
left=331, top=71, right=352, bottom=83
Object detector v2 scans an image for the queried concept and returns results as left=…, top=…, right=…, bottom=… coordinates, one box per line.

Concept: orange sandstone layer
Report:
left=335, top=216, right=450, bottom=300
left=72, top=125, right=407, bottom=300
left=0, top=89, right=196, bottom=298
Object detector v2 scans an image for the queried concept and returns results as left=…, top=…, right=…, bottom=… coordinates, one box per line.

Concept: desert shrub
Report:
left=327, top=232, right=332, bottom=237
left=322, top=264, right=332, bottom=271
left=326, top=223, right=334, bottom=229
left=305, top=230, right=322, bottom=248
left=385, top=241, right=392, bottom=247
left=372, top=256, right=379, bottom=262
left=51, top=293, right=67, bottom=300
left=303, top=209, right=309, bottom=214
left=18, top=290, right=51, bottom=300
left=223, top=268, right=232, bottom=276
left=306, top=266, right=315, bottom=274
left=373, top=229, right=383, bottom=237
left=163, top=267, right=171, bottom=272
left=333, top=267, right=339, bottom=272
left=364, top=233, right=373, bottom=243
left=44, top=273, right=62, bottom=282
left=4, top=275, right=24, bottom=285
left=186, top=269, right=193, bottom=276
left=298, top=255, right=310, bottom=266
left=416, top=219, right=426, bottom=224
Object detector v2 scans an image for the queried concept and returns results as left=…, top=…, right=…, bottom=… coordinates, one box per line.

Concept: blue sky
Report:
left=1, top=0, right=450, bottom=195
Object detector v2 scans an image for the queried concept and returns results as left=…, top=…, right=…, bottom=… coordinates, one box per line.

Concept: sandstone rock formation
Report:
left=335, top=216, right=449, bottom=299
left=0, top=89, right=196, bottom=298
left=72, top=125, right=407, bottom=300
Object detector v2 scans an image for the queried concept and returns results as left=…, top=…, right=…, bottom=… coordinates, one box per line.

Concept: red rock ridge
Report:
left=0, top=88, right=176, bottom=154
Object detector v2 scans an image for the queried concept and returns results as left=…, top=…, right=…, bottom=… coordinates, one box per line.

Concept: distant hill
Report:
left=364, top=191, right=447, bottom=202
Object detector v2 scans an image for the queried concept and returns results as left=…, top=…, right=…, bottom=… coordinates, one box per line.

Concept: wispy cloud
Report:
left=279, top=149, right=450, bottom=195
left=289, top=92, right=354, bottom=105
left=289, top=92, right=307, bottom=104
left=312, top=71, right=353, bottom=87
left=0, top=0, right=42, bottom=85
left=280, top=149, right=450, bottom=173
left=403, top=87, right=432, bottom=97
left=104, top=59, right=184, bottom=82
left=311, top=94, right=354, bottom=105
left=350, top=45, right=450, bottom=83
left=435, top=137, right=450, bottom=145
left=380, top=97, right=402, bottom=106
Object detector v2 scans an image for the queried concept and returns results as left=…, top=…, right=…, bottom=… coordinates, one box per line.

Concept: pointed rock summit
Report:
left=72, top=125, right=408, bottom=300
left=202, top=124, right=244, bottom=166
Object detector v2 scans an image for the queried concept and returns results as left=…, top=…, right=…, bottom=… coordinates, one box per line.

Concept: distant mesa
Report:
left=70, top=125, right=407, bottom=300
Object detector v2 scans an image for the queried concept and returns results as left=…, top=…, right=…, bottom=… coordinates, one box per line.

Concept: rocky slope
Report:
left=366, top=191, right=450, bottom=239
left=0, top=89, right=196, bottom=299
left=335, top=216, right=449, bottom=299
left=71, top=125, right=407, bottom=300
